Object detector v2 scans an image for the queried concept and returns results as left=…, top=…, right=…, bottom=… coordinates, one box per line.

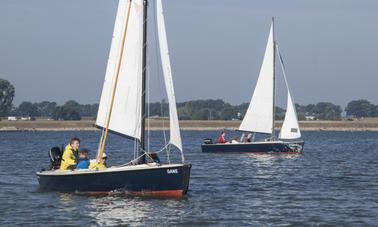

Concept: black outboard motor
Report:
left=48, top=146, right=63, bottom=170
left=203, top=138, right=213, bottom=144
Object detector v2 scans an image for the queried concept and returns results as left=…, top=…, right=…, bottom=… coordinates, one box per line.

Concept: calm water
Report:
left=1, top=131, right=378, bottom=226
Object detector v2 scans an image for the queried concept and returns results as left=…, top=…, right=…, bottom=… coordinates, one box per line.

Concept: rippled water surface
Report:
left=1, top=131, right=378, bottom=226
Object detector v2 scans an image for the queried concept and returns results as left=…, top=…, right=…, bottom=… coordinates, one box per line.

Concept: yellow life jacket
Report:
left=60, top=144, right=78, bottom=170
left=89, top=160, right=107, bottom=170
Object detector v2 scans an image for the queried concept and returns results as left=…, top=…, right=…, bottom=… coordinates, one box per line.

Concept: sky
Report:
left=0, top=0, right=377, bottom=108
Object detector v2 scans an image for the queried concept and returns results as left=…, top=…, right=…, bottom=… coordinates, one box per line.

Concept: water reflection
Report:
left=83, top=196, right=187, bottom=226
left=242, top=153, right=302, bottom=180
left=58, top=193, right=79, bottom=214
left=86, top=197, right=151, bottom=226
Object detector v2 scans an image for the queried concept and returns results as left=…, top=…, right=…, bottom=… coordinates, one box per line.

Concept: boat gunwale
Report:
left=201, top=140, right=304, bottom=146
left=36, top=163, right=189, bottom=176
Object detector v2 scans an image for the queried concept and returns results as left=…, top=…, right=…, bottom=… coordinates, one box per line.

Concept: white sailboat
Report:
left=37, top=0, right=191, bottom=196
left=202, top=18, right=304, bottom=153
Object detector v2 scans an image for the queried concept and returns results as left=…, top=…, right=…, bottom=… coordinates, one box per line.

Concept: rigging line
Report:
left=97, top=0, right=133, bottom=161
left=119, top=143, right=170, bottom=167
left=147, top=49, right=151, bottom=152
left=276, top=44, right=299, bottom=116
left=272, top=17, right=276, bottom=140
left=276, top=44, right=290, bottom=93
left=153, top=0, right=168, bottom=146
left=134, top=138, right=137, bottom=159
left=167, top=144, right=171, bottom=164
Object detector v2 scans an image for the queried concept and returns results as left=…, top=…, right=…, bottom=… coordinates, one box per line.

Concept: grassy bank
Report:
left=1, top=118, right=378, bottom=132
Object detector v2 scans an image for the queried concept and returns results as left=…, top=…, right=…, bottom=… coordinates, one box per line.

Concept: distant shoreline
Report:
left=1, top=119, right=378, bottom=132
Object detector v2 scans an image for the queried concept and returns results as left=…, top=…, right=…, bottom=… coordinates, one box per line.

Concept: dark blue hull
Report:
left=37, top=164, right=191, bottom=197
left=201, top=141, right=304, bottom=153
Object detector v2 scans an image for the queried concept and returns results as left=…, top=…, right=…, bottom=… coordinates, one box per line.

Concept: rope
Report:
left=119, top=143, right=171, bottom=167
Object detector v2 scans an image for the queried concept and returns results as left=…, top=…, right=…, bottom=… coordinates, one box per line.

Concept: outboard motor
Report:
left=203, top=138, right=213, bottom=144
left=48, top=146, right=63, bottom=170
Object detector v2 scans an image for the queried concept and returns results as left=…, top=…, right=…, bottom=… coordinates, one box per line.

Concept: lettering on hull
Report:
left=167, top=169, right=178, bottom=174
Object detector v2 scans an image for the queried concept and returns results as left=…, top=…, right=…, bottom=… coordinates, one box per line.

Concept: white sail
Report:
left=277, top=45, right=301, bottom=139
left=96, top=0, right=144, bottom=139
left=156, top=0, right=183, bottom=151
left=239, top=22, right=275, bottom=134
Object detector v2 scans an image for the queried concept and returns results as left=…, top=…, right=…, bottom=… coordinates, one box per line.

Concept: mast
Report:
left=272, top=17, right=276, bottom=139
left=138, top=0, right=148, bottom=164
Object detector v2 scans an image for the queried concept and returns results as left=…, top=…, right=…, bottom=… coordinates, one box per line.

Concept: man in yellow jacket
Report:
left=60, top=137, right=80, bottom=170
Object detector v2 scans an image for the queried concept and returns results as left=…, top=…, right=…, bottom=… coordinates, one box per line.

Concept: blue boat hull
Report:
left=36, top=164, right=191, bottom=197
left=201, top=141, right=304, bottom=153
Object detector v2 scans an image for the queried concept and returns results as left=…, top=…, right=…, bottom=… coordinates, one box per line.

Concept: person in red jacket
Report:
left=217, top=131, right=227, bottom=143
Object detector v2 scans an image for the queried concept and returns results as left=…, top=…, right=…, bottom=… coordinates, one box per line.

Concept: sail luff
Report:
left=277, top=44, right=301, bottom=139
left=156, top=0, right=183, bottom=151
left=239, top=21, right=275, bottom=134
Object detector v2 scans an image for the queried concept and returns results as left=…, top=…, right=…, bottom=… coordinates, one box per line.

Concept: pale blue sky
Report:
left=0, top=0, right=377, bottom=107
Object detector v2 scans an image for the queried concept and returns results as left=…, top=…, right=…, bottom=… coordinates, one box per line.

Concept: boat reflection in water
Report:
left=88, top=198, right=152, bottom=226
left=243, top=153, right=302, bottom=180
left=85, top=196, right=186, bottom=226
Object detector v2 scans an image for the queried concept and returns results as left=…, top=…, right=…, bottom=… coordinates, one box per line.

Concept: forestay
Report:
left=277, top=45, right=301, bottom=139
left=239, top=22, right=275, bottom=134
left=96, top=0, right=144, bottom=140
left=156, top=0, right=183, bottom=151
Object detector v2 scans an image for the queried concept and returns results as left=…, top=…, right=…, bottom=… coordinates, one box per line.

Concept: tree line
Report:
left=150, top=99, right=345, bottom=121
left=1, top=78, right=377, bottom=120
left=7, top=100, right=98, bottom=120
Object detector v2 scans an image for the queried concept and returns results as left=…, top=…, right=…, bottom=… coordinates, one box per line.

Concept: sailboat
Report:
left=202, top=18, right=304, bottom=153
left=37, top=0, right=191, bottom=197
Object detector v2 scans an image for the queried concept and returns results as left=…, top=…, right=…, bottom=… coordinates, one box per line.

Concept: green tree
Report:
left=345, top=99, right=373, bottom=118
left=52, top=106, right=81, bottom=120
left=79, top=103, right=99, bottom=117
left=0, top=79, right=15, bottom=117
left=51, top=100, right=82, bottom=120
left=315, top=102, right=342, bottom=120
left=17, top=102, right=39, bottom=117
left=275, top=106, right=286, bottom=120
left=219, top=107, right=235, bottom=120
left=148, top=101, right=168, bottom=117
left=371, top=105, right=378, bottom=117
left=305, top=104, right=317, bottom=115
left=63, top=100, right=81, bottom=110
left=192, top=109, right=209, bottom=120
left=297, top=112, right=306, bottom=121
left=35, top=101, right=57, bottom=117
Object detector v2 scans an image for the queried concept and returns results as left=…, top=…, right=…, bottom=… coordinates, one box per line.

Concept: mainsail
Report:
left=277, top=45, right=301, bottom=139
left=96, top=0, right=144, bottom=140
left=156, top=0, right=183, bottom=151
left=239, top=21, right=275, bottom=134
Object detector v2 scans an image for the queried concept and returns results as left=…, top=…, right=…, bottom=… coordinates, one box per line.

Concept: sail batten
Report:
left=96, top=0, right=144, bottom=140
left=277, top=45, right=301, bottom=139
left=239, top=22, right=275, bottom=134
left=156, top=0, right=183, bottom=151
